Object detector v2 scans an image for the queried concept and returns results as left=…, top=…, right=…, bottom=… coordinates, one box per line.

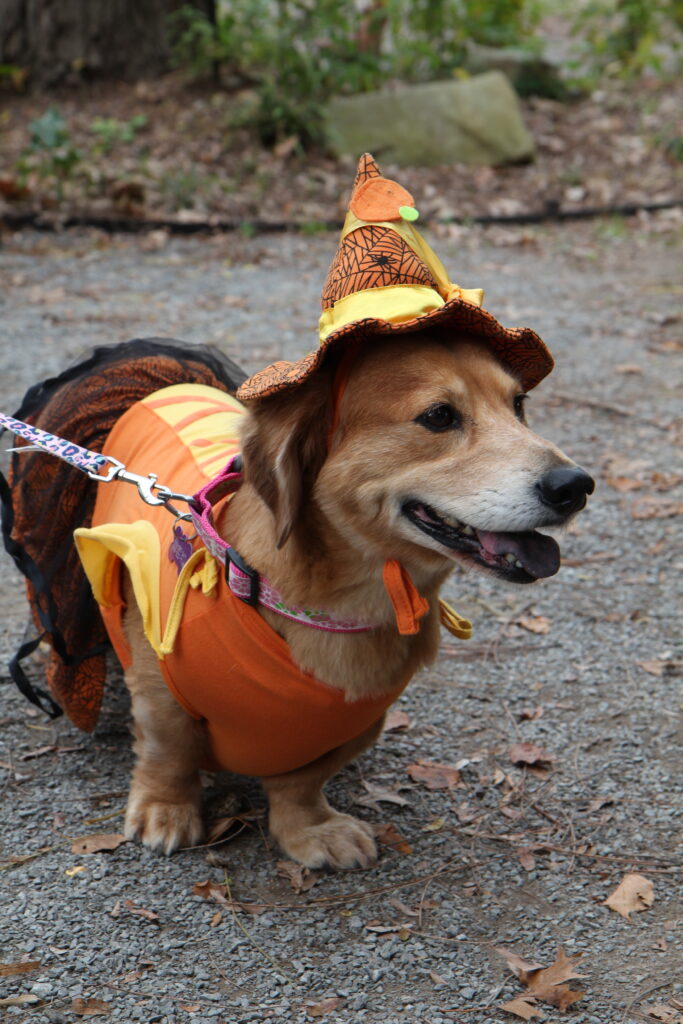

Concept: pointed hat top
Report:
left=236, top=154, right=553, bottom=401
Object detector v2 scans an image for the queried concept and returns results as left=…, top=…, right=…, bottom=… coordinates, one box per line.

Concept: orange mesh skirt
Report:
left=1, top=339, right=245, bottom=731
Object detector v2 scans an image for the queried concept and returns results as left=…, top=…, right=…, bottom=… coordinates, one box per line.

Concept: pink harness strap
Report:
left=190, top=458, right=377, bottom=634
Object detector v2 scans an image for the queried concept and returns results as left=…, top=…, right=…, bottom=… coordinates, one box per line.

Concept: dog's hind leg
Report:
left=122, top=580, right=205, bottom=855
left=262, top=717, right=384, bottom=870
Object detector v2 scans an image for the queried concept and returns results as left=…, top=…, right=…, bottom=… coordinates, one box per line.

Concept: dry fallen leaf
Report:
left=123, top=899, right=159, bottom=921
left=517, top=615, right=552, bottom=635
left=210, top=911, right=222, bottom=927
left=455, top=802, right=482, bottom=826
left=500, top=805, right=523, bottom=820
left=637, top=659, right=666, bottom=677
left=383, top=709, right=412, bottom=732
left=422, top=816, right=446, bottom=832
left=204, top=816, right=240, bottom=844
left=71, top=998, right=111, bottom=1016
left=516, top=848, right=536, bottom=872
left=71, top=833, right=127, bottom=855
left=192, top=880, right=230, bottom=906
left=179, top=1004, right=202, bottom=1013
left=497, top=946, right=584, bottom=1012
left=603, top=873, right=655, bottom=920
left=647, top=1004, right=683, bottom=1023
left=500, top=995, right=546, bottom=1019
left=191, top=879, right=265, bottom=915
left=518, top=706, right=544, bottom=721
left=276, top=860, right=317, bottom=894
left=498, top=949, right=544, bottom=977
left=356, top=780, right=411, bottom=809
left=306, top=996, right=341, bottom=1017
left=0, top=961, right=41, bottom=977
left=366, top=921, right=414, bottom=935
left=65, top=865, right=86, bottom=876
left=407, top=759, right=460, bottom=789
left=374, top=822, right=413, bottom=854
left=631, top=498, right=683, bottom=520
left=509, top=743, right=556, bottom=768
left=606, top=475, right=645, bottom=492
left=0, top=994, right=42, bottom=1006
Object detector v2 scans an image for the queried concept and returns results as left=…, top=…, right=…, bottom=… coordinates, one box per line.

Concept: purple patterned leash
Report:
left=1, top=412, right=109, bottom=475
left=1, top=412, right=377, bottom=633
left=0, top=412, right=194, bottom=514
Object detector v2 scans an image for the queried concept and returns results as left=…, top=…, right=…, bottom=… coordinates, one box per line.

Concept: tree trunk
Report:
left=0, top=0, right=215, bottom=88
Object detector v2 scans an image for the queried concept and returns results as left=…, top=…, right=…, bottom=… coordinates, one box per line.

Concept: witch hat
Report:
left=236, top=153, right=553, bottom=401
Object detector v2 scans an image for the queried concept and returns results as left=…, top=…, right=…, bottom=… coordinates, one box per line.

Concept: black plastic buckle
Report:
left=226, top=547, right=260, bottom=607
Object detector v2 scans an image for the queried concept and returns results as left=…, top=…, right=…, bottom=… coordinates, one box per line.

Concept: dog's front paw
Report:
left=274, top=812, right=377, bottom=870
left=125, top=792, right=203, bottom=855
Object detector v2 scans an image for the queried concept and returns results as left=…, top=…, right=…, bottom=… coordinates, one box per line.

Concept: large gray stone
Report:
left=324, top=71, right=535, bottom=168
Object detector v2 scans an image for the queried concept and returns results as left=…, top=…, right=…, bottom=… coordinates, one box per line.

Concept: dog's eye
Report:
left=514, top=394, right=528, bottom=421
left=416, top=403, right=460, bottom=432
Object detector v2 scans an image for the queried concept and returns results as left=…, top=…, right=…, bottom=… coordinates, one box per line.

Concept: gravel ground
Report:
left=0, top=215, right=681, bottom=1024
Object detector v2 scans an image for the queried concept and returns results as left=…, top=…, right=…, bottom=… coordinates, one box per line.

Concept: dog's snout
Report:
left=536, top=466, right=595, bottom=515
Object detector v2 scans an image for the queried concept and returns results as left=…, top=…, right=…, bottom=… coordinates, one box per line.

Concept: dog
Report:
left=2, top=156, right=594, bottom=870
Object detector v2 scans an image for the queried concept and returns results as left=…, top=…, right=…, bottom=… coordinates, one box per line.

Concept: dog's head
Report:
left=241, top=331, right=594, bottom=585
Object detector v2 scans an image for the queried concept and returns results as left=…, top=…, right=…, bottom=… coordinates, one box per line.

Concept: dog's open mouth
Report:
left=402, top=500, right=560, bottom=583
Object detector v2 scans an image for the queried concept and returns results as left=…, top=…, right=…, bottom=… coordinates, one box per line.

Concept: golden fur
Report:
left=121, top=333, right=583, bottom=867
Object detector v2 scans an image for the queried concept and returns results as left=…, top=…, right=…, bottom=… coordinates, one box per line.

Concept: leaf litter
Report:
left=0, top=960, right=41, bottom=976
left=373, top=822, right=413, bottom=854
left=70, top=832, right=127, bottom=855
left=407, top=759, right=461, bottom=789
left=509, top=743, right=557, bottom=768
left=603, top=872, right=655, bottom=920
left=71, top=998, right=111, bottom=1016
left=648, top=1004, right=683, bottom=1024
left=355, top=779, right=412, bottom=810
left=305, top=996, right=341, bottom=1017
left=497, top=946, right=585, bottom=1014
left=276, top=860, right=318, bottom=894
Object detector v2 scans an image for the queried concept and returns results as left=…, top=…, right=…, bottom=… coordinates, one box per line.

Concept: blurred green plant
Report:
left=0, top=63, right=27, bottom=89
left=572, top=0, right=683, bottom=80
left=169, top=0, right=537, bottom=146
left=387, top=0, right=538, bottom=80
left=90, top=114, right=148, bottom=154
left=17, top=108, right=81, bottom=198
left=159, top=165, right=202, bottom=210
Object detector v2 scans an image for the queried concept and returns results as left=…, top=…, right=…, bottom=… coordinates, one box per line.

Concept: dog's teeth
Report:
left=461, top=525, right=474, bottom=537
left=514, top=559, right=523, bottom=569
left=443, top=514, right=461, bottom=529
left=504, top=553, right=516, bottom=564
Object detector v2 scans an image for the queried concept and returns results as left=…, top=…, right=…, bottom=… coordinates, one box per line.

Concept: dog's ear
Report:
left=240, top=371, right=332, bottom=548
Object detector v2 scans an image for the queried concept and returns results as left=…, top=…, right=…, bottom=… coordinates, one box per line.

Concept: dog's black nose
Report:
left=536, top=466, right=595, bottom=515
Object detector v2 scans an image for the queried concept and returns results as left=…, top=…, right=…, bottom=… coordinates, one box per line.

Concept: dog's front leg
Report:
left=262, top=717, right=384, bottom=870
left=122, top=583, right=205, bottom=855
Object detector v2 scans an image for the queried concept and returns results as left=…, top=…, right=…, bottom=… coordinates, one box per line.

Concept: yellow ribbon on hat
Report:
left=319, top=211, right=484, bottom=344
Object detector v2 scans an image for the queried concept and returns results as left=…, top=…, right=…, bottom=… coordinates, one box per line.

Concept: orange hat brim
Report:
left=235, top=298, right=554, bottom=401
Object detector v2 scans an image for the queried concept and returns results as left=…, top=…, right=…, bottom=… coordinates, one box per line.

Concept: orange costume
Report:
left=74, top=383, right=409, bottom=778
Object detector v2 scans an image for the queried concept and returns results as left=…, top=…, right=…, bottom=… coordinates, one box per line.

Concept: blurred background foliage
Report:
left=167, top=0, right=683, bottom=144
left=1, top=0, right=680, bottom=219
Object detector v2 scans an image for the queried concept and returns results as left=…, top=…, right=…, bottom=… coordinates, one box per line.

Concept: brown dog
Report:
left=120, top=331, right=593, bottom=867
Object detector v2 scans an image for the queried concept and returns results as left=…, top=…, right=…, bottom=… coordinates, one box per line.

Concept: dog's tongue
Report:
left=476, top=529, right=560, bottom=579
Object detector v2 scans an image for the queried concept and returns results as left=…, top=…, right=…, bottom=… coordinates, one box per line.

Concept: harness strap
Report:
left=382, top=559, right=430, bottom=635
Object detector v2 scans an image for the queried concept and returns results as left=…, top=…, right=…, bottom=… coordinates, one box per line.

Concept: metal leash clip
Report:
left=87, top=456, right=196, bottom=520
